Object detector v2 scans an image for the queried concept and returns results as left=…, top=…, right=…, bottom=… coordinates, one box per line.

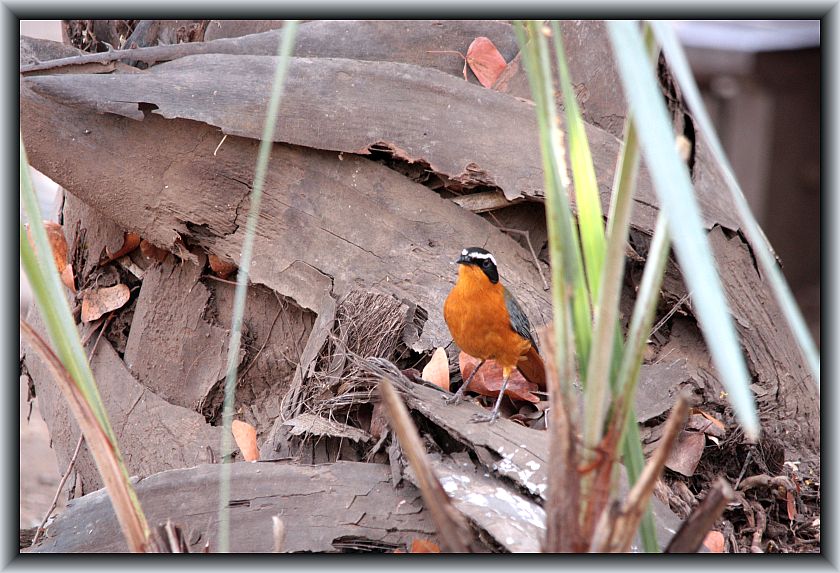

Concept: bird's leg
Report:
left=470, top=371, right=510, bottom=424
left=443, top=358, right=486, bottom=405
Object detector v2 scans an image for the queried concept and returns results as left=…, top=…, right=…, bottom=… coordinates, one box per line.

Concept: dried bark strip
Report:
left=378, top=376, right=473, bottom=552
left=425, top=454, right=546, bottom=553
left=25, top=52, right=667, bottom=227
left=29, top=461, right=439, bottom=553
left=665, top=477, right=734, bottom=553
left=122, top=254, right=233, bottom=410
left=399, top=381, right=683, bottom=551
left=23, top=20, right=520, bottom=81
left=21, top=309, right=229, bottom=493
left=20, top=86, right=551, bottom=350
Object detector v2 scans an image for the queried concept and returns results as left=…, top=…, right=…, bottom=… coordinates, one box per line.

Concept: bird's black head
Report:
left=456, top=247, right=499, bottom=284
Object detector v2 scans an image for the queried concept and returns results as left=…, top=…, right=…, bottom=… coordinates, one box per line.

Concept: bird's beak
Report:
left=455, top=253, right=470, bottom=265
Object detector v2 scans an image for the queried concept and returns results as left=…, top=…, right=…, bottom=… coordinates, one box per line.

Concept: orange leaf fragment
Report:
left=692, top=408, right=726, bottom=431
left=786, top=490, right=797, bottom=520
left=459, top=352, right=540, bottom=403
left=60, top=264, right=76, bottom=291
left=26, top=221, right=73, bottom=290
left=102, top=231, right=141, bottom=264
left=408, top=539, right=441, bottom=553
left=209, top=253, right=237, bottom=279
left=466, top=37, right=507, bottom=88
left=231, top=420, right=259, bottom=462
left=81, top=283, right=131, bottom=323
left=702, top=530, right=725, bottom=553
left=422, top=347, right=450, bottom=391
left=139, top=239, right=169, bottom=262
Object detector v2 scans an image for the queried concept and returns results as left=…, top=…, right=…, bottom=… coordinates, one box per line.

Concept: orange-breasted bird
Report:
left=443, top=247, right=545, bottom=423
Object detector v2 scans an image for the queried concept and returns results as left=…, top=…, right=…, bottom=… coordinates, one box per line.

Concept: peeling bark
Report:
left=29, top=461, right=439, bottom=553
left=20, top=309, right=229, bottom=494
left=20, top=86, right=551, bottom=350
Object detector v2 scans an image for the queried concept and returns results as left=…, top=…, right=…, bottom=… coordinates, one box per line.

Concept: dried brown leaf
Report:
left=139, top=239, right=168, bottom=262
left=664, top=430, right=706, bottom=477
left=702, top=530, right=725, bottom=553
left=686, top=413, right=726, bottom=438
left=421, top=347, right=450, bottom=391
left=466, top=37, right=507, bottom=88
left=81, top=283, right=131, bottom=323
left=209, top=253, right=237, bottom=279
left=26, top=221, right=70, bottom=283
left=459, top=352, right=539, bottom=403
left=231, top=419, right=259, bottom=462
left=692, top=408, right=725, bottom=429
left=408, top=538, right=441, bottom=553
left=786, top=490, right=797, bottom=521
left=102, top=231, right=141, bottom=264
left=60, top=264, right=76, bottom=292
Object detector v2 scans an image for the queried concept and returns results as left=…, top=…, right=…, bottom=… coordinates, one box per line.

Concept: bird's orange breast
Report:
left=444, top=265, right=532, bottom=372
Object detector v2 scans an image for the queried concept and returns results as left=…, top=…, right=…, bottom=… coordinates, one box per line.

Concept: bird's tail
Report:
left=517, top=345, right=546, bottom=390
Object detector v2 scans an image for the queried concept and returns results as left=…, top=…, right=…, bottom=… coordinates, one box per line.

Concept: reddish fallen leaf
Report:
left=26, top=221, right=73, bottom=290
left=394, top=538, right=442, bottom=554
left=691, top=408, right=726, bottom=432
left=686, top=413, right=726, bottom=438
left=466, top=37, right=507, bottom=88
left=421, top=347, right=450, bottom=391
left=139, top=239, right=169, bottom=262
left=231, top=420, right=259, bottom=462
left=702, top=530, right=725, bottom=553
left=459, top=352, right=539, bottom=403
left=786, top=490, right=797, bottom=520
left=80, top=283, right=131, bottom=323
left=663, top=430, right=706, bottom=477
left=409, top=539, right=441, bottom=553
left=101, top=231, right=141, bottom=264
left=209, top=253, right=237, bottom=279
left=60, top=264, right=76, bottom=291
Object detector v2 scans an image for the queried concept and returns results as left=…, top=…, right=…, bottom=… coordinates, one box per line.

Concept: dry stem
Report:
left=377, top=373, right=472, bottom=552
left=665, top=477, right=734, bottom=553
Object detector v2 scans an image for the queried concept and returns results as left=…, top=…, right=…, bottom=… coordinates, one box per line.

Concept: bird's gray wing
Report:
left=503, top=286, right=538, bottom=351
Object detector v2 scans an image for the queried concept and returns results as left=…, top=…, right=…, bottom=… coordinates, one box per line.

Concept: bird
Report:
left=443, top=247, right=545, bottom=423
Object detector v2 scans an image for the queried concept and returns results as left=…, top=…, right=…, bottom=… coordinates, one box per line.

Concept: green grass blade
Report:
left=550, top=21, right=607, bottom=300
left=520, top=20, right=594, bottom=371
left=20, top=145, right=111, bottom=434
left=554, top=33, right=638, bottom=456
left=609, top=24, right=662, bottom=553
left=21, top=138, right=148, bottom=548
left=217, top=20, right=299, bottom=553
left=618, top=213, right=672, bottom=553
left=618, top=214, right=672, bottom=408
left=651, top=21, right=819, bottom=389
left=606, top=21, right=759, bottom=439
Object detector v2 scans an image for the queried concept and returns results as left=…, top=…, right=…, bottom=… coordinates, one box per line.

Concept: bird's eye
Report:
left=482, top=259, right=491, bottom=268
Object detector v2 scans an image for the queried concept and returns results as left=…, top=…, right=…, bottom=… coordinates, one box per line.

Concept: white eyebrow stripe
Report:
left=468, top=252, right=497, bottom=266
left=461, top=248, right=469, bottom=256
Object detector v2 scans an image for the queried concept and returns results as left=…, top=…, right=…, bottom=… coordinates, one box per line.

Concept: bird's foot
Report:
left=469, top=410, right=500, bottom=424
left=443, top=393, right=462, bottom=406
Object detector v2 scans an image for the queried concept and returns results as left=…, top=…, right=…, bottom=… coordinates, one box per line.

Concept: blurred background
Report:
left=675, top=20, right=820, bottom=346
left=19, top=19, right=821, bottom=529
